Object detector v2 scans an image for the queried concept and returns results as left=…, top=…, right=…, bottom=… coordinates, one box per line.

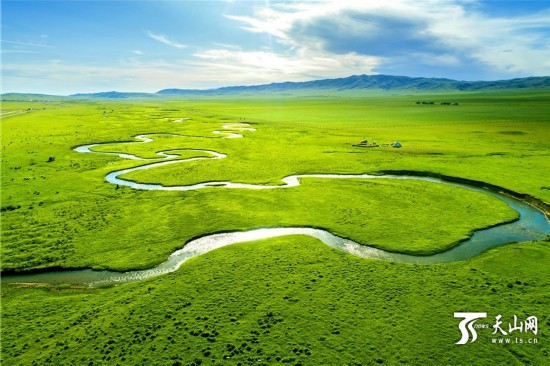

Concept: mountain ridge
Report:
left=156, top=74, right=550, bottom=96
left=3, top=74, right=550, bottom=99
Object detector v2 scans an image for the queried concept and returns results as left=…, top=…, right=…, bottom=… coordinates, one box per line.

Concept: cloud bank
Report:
left=224, top=0, right=550, bottom=80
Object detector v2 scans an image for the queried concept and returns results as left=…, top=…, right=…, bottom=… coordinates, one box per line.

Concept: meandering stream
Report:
left=3, top=123, right=549, bottom=286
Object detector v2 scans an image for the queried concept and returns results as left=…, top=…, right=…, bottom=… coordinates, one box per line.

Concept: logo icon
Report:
left=454, top=312, right=487, bottom=344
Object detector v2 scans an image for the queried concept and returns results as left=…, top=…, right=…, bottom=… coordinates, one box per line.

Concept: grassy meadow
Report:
left=1, top=90, right=549, bottom=365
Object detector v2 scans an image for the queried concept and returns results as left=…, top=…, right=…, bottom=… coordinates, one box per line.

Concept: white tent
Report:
left=392, top=141, right=402, bottom=148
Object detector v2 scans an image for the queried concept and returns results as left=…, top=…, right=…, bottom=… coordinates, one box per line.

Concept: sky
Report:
left=2, top=0, right=550, bottom=95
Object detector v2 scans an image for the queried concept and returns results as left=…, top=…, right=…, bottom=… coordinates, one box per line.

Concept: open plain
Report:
left=1, top=90, right=549, bottom=365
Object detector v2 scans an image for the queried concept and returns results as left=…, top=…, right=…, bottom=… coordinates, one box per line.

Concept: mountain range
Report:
left=3, top=74, right=550, bottom=99
left=156, top=74, right=550, bottom=96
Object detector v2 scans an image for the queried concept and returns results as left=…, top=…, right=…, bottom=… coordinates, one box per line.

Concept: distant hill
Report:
left=157, top=75, right=550, bottom=96
left=0, top=93, right=69, bottom=101
left=3, top=75, right=549, bottom=100
left=70, top=91, right=158, bottom=99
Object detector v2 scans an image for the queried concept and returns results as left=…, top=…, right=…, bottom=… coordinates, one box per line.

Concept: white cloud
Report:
left=4, top=0, right=549, bottom=94
left=226, top=0, right=550, bottom=78
left=147, top=31, right=187, bottom=49
left=1, top=60, right=186, bottom=94
left=194, top=48, right=378, bottom=80
left=1, top=39, right=52, bottom=48
left=408, top=52, right=461, bottom=67
left=1, top=49, right=39, bottom=54
left=1, top=48, right=378, bottom=95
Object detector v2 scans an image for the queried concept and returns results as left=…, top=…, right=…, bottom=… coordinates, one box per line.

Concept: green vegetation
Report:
left=1, top=177, right=519, bottom=272
left=2, top=238, right=549, bottom=365
left=1, top=89, right=549, bottom=365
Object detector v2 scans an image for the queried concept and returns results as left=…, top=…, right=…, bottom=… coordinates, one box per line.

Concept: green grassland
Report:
left=1, top=90, right=549, bottom=365
left=141, top=92, right=549, bottom=199
left=2, top=238, right=549, bottom=365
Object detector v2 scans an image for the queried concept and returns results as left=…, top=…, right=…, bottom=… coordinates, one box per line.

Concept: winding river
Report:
left=2, top=123, right=549, bottom=286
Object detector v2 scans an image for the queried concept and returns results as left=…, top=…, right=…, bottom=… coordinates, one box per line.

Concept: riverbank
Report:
left=3, top=172, right=550, bottom=285
left=2, top=236, right=549, bottom=365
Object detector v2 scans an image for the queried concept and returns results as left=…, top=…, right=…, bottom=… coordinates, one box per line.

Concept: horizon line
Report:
left=2, top=73, right=549, bottom=97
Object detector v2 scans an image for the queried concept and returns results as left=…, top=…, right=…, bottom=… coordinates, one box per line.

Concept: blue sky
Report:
left=2, top=0, right=550, bottom=94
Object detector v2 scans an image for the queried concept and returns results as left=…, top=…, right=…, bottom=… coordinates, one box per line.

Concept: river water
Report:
left=3, top=125, right=548, bottom=286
